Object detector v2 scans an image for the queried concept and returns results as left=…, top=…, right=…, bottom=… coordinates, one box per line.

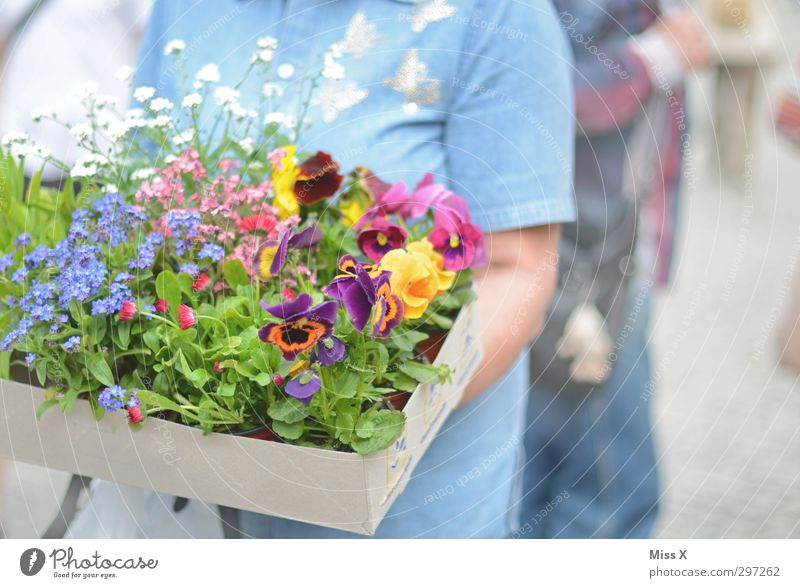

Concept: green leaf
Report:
left=385, top=371, right=419, bottom=392
left=35, top=361, right=47, bottom=386
left=85, top=352, right=115, bottom=387
left=351, top=410, right=406, bottom=455
left=59, top=388, right=82, bottom=412
left=271, top=419, right=304, bottom=440
left=334, top=410, right=356, bottom=443
left=267, top=398, right=308, bottom=424
left=332, top=370, right=359, bottom=399
left=155, top=270, right=182, bottom=318
left=36, top=399, right=59, bottom=419
left=143, top=330, right=161, bottom=354
left=0, top=351, right=10, bottom=380
left=428, top=313, right=454, bottom=330
left=222, top=258, right=250, bottom=288
left=117, top=320, right=131, bottom=350
left=398, top=361, right=440, bottom=386
left=217, top=382, right=236, bottom=397
left=136, top=389, right=197, bottom=421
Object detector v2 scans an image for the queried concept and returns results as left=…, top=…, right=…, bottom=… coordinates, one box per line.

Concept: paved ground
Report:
left=2, top=6, right=800, bottom=540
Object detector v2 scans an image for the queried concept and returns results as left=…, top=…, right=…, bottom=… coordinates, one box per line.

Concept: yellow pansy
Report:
left=379, top=248, right=440, bottom=320
left=272, top=145, right=299, bottom=219
left=406, top=239, right=456, bottom=294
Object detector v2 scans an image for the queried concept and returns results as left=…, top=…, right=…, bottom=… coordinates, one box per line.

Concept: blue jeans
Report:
left=519, top=296, right=659, bottom=538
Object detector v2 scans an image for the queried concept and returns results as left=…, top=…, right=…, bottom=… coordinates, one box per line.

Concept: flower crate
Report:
left=0, top=303, right=480, bottom=535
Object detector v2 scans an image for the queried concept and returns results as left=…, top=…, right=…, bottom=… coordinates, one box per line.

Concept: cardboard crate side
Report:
left=362, top=304, right=482, bottom=529
left=0, top=380, right=374, bottom=533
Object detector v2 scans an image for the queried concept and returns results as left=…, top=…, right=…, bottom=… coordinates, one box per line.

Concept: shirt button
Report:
left=277, top=63, right=295, bottom=80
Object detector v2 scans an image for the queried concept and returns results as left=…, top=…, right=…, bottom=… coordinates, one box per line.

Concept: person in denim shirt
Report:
left=71, top=0, right=576, bottom=539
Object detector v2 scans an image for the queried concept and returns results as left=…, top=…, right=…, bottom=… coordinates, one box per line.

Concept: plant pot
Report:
left=230, top=424, right=283, bottom=443
left=384, top=391, right=412, bottom=411
left=415, top=330, right=448, bottom=363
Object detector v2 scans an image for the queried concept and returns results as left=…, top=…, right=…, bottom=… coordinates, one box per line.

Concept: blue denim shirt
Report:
left=135, top=0, right=575, bottom=537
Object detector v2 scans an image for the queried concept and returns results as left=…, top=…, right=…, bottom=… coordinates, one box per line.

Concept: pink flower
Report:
left=178, top=304, right=196, bottom=330
left=119, top=300, right=137, bottom=321
left=213, top=361, right=224, bottom=373
left=127, top=406, right=143, bottom=424
left=154, top=299, right=168, bottom=313
left=428, top=194, right=485, bottom=271
left=192, top=274, right=211, bottom=291
left=237, top=214, right=277, bottom=234
left=282, top=287, right=297, bottom=300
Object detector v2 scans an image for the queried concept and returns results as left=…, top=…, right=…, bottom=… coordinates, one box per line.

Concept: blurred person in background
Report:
left=0, top=0, right=151, bottom=538
left=520, top=0, right=709, bottom=538
left=0, top=0, right=151, bottom=185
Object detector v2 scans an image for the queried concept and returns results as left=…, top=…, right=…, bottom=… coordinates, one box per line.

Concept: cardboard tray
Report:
left=0, top=303, right=481, bottom=535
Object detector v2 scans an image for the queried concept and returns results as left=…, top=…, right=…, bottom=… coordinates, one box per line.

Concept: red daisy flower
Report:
left=119, top=300, right=137, bottom=321
left=178, top=304, right=196, bottom=330
left=127, top=406, right=143, bottom=424
left=154, top=298, right=169, bottom=313
left=192, top=273, right=211, bottom=291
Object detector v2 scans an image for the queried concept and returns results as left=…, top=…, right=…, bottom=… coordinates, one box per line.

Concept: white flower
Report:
left=148, top=115, right=172, bottom=129
left=70, top=155, right=107, bottom=178
left=30, top=106, right=55, bottom=122
left=163, top=154, right=177, bottom=164
left=250, top=49, right=274, bottom=64
left=172, top=129, right=195, bottom=146
left=164, top=39, right=186, bottom=56
left=94, top=95, right=119, bottom=109
left=131, top=168, right=155, bottom=180
left=264, top=112, right=286, bottom=125
left=125, top=108, right=145, bottom=119
left=114, top=65, right=135, bottom=84
left=257, top=36, right=278, bottom=49
left=182, top=93, right=203, bottom=108
left=67, top=81, right=99, bottom=101
left=149, top=97, right=174, bottom=112
left=69, top=123, right=93, bottom=141
left=261, top=83, right=283, bottom=98
left=30, top=143, right=50, bottom=159
left=194, top=63, right=220, bottom=85
left=239, top=137, right=255, bottom=152
left=213, top=86, right=240, bottom=107
left=133, top=86, right=156, bottom=102
left=322, top=52, right=345, bottom=80
left=106, top=120, right=131, bottom=140
left=2, top=131, right=29, bottom=146
left=284, top=115, right=298, bottom=129
left=105, top=184, right=119, bottom=193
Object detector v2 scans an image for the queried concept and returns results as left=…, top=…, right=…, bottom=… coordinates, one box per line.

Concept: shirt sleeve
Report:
left=443, top=0, right=576, bottom=233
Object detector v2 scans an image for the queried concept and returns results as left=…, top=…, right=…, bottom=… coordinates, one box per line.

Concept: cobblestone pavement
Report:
left=3, top=7, right=800, bottom=541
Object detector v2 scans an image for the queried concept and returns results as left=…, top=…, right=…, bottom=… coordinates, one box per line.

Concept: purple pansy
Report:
left=428, top=194, right=485, bottom=271
left=310, top=336, right=347, bottom=366
left=285, top=371, right=321, bottom=404
left=356, top=218, right=407, bottom=263
left=322, top=255, right=380, bottom=332
left=258, top=293, right=338, bottom=360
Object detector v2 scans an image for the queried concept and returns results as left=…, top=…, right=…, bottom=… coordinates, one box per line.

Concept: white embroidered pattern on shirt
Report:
left=409, top=0, right=457, bottom=33
left=383, top=48, right=441, bottom=113
left=334, top=12, right=381, bottom=58
left=312, top=80, right=368, bottom=123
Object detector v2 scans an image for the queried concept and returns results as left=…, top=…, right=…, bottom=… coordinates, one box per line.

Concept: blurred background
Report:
left=1, top=0, right=799, bottom=538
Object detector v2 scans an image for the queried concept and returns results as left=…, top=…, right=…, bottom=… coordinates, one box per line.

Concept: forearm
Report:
left=459, top=225, right=561, bottom=405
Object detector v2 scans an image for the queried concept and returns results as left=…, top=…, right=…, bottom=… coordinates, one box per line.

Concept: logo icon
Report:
left=19, top=548, right=46, bottom=576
